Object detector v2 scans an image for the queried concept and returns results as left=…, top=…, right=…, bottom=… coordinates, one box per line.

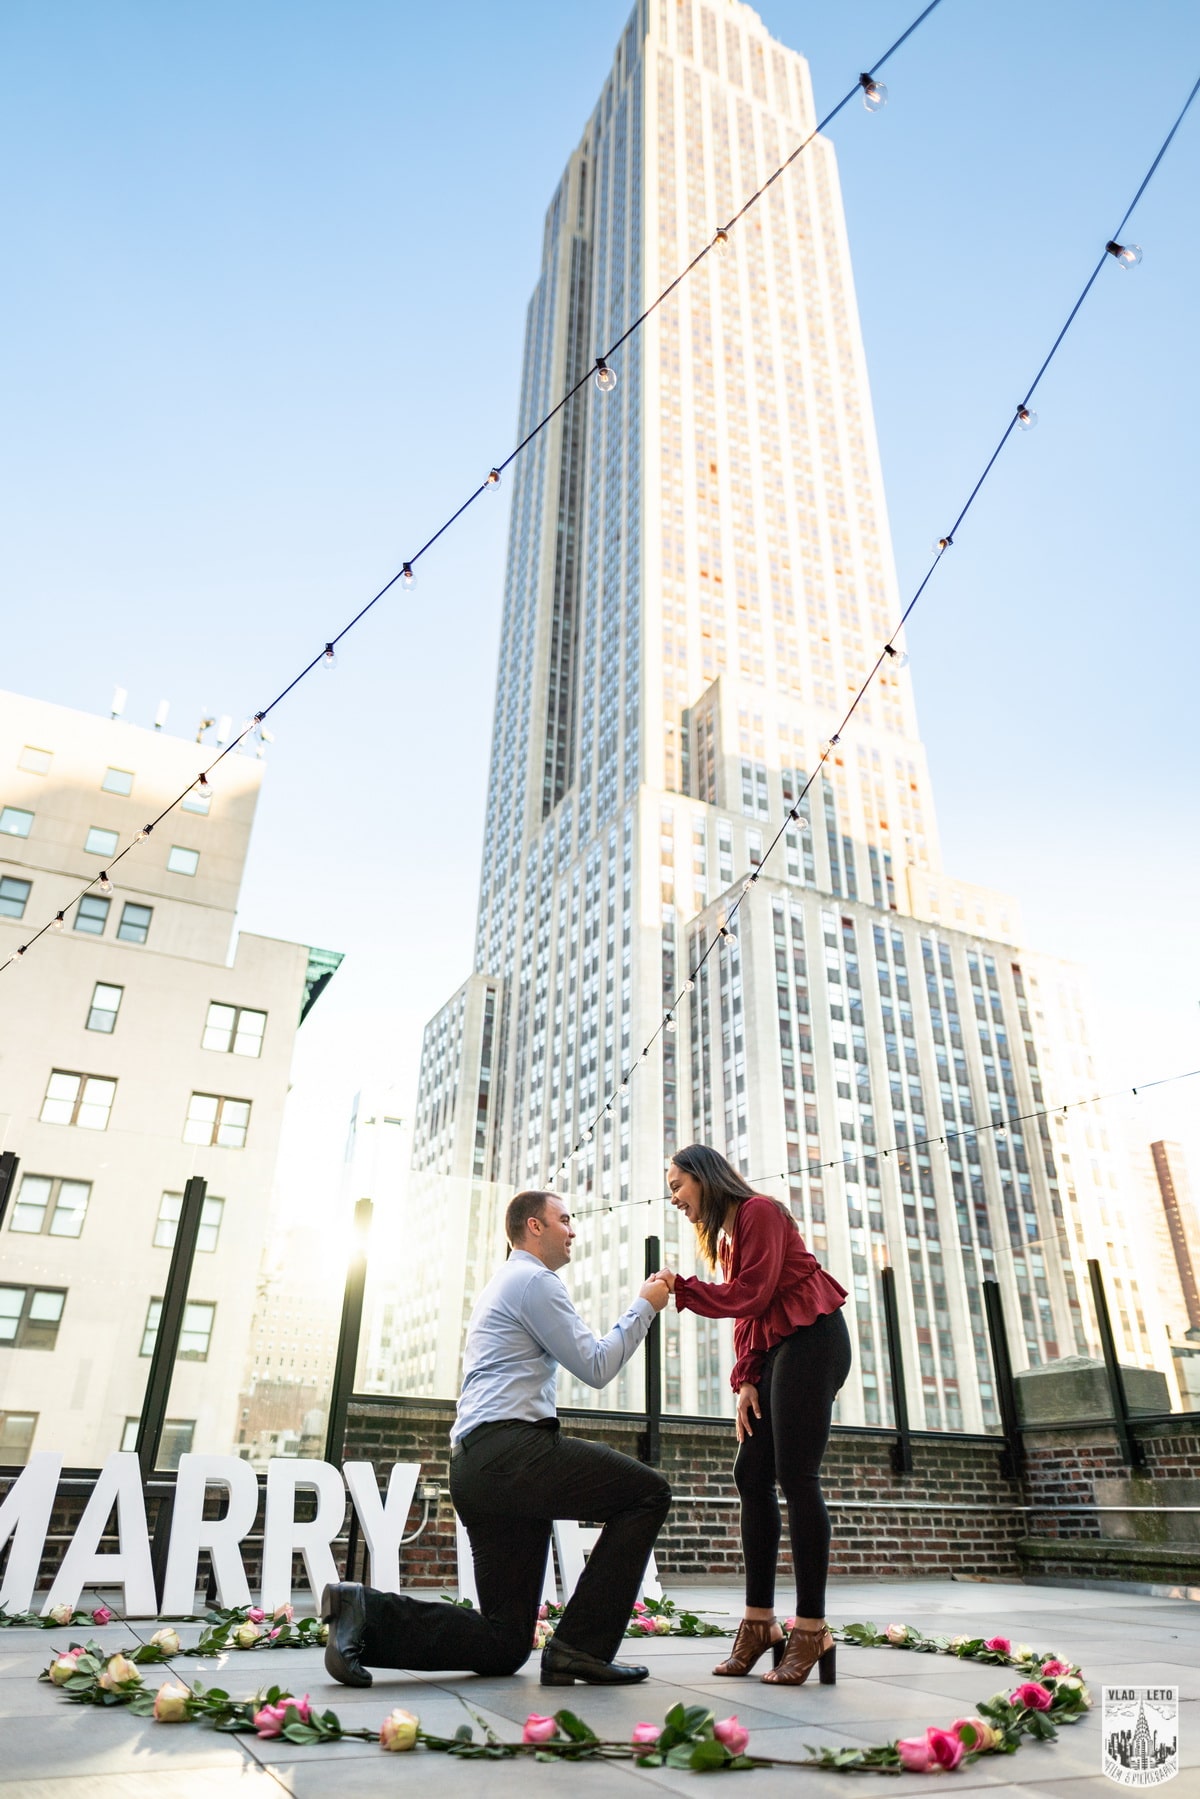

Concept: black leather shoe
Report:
left=541, top=1635, right=649, bottom=1685
left=321, top=1581, right=372, bottom=1688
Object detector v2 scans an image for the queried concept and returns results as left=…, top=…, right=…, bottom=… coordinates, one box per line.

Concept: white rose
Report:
left=150, top=1627, right=181, bottom=1656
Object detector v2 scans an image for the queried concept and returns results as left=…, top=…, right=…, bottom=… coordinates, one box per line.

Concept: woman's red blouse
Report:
left=672, top=1194, right=847, bottom=1391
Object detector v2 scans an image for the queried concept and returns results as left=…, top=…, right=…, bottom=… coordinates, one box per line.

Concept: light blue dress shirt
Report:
left=451, top=1249, right=656, bottom=1444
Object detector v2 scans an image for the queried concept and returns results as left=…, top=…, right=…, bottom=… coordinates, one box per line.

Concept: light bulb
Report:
left=884, top=644, right=910, bottom=668
left=582, top=1128, right=593, bottom=1143
left=933, top=535, right=952, bottom=554
left=789, top=807, right=809, bottom=828
left=98, top=871, right=113, bottom=894
left=486, top=467, right=501, bottom=489
left=402, top=563, right=416, bottom=588
left=594, top=357, right=617, bottom=393
left=664, top=1014, right=677, bottom=1033
left=619, top=1081, right=629, bottom=1094
left=323, top=643, right=337, bottom=669
left=684, top=978, right=695, bottom=992
left=714, top=227, right=730, bottom=256
left=1106, top=240, right=1142, bottom=269
left=721, top=926, right=737, bottom=947
left=136, top=824, right=153, bottom=842
left=858, top=73, right=888, bottom=112
left=196, top=772, right=211, bottom=796
left=820, top=735, right=840, bottom=755
left=16, top=944, right=27, bottom=957
left=53, top=911, right=64, bottom=930
left=1016, top=405, right=1037, bottom=431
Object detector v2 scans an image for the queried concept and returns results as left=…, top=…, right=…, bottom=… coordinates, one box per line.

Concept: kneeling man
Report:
left=324, top=1189, right=671, bottom=1686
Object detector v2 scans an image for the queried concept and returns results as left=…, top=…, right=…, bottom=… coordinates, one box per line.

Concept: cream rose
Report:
left=380, top=1708, right=420, bottom=1751
left=98, top=1653, right=142, bottom=1691
left=153, top=1680, right=191, bottom=1722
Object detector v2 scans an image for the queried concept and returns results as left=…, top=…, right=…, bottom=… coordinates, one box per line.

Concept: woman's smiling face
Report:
left=668, top=1160, right=703, bottom=1223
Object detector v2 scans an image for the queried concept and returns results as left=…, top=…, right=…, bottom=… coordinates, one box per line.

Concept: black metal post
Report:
left=879, top=1265, right=913, bottom=1475
left=325, top=1198, right=373, bottom=1466
left=136, top=1176, right=206, bottom=1479
left=1088, top=1257, right=1146, bottom=1468
left=982, top=1277, right=1023, bottom=1479
left=0, top=1152, right=19, bottom=1232
left=642, top=1235, right=663, bottom=1466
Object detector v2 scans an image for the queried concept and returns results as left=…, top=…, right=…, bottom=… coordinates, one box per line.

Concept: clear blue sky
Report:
left=3, top=1, right=1198, bottom=1203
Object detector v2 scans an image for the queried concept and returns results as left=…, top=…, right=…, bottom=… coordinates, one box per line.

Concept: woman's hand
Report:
left=653, top=1266, right=677, bottom=1292
left=735, top=1383, right=761, bottom=1444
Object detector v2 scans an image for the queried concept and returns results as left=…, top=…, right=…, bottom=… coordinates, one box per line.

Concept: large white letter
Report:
left=160, top=1455, right=258, bottom=1615
left=0, top=1453, right=61, bottom=1613
left=43, top=1453, right=156, bottom=1617
left=260, top=1459, right=346, bottom=1612
left=343, top=1462, right=420, bottom=1594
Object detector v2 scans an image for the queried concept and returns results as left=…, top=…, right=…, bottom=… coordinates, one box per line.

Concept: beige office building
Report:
left=407, top=0, right=1168, bottom=1426
left=0, top=690, right=339, bottom=1468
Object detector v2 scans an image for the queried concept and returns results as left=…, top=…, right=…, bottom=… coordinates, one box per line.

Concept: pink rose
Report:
left=714, top=1716, right=750, bottom=1755
left=268, top=1628, right=281, bottom=1640
left=1010, top=1681, right=1053, bottom=1712
left=537, top=1603, right=549, bottom=1620
left=926, top=1728, right=966, bottom=1770
left=522, top=1713, right=559, bottom=1743
left=92, top=1606, right=114, bottom=1626
left=632, top=1722, right=662, bottom=1746
left=633, top=1601, right=647, bottom=1614
left=272, top=1603, right=294, bottom=1623
left=1040, top=1658, right=1071, bottom=1678
left=252, top=1702, right=288, bottom=1738
left=380, top=1708, right=419, bottom=1751
left=897, top=1737, right=934, bottom=1772
left=247, top=1608, right=266, bottom=1623
left=983, top=1635, right=1011, bottom=1655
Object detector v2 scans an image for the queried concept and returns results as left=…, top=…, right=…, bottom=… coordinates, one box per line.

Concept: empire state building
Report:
left=403, top=0, right=1165, bottom=1426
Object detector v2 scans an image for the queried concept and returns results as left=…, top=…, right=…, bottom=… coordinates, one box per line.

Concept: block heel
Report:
left=819, top=1644, right=836, bottom=1685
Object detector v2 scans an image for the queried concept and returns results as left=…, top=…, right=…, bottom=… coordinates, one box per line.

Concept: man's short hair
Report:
left=505, top=1189, right=554, bottom=1246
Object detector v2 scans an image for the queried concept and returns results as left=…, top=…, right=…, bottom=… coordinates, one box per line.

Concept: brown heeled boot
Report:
left=760, top=1623, right=836, bottom=1686
left=712, top=1618, right=786, bottom=1678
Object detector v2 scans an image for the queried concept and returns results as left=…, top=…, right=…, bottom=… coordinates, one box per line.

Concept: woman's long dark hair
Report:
left=670, top=1144, right=768, bottom=1270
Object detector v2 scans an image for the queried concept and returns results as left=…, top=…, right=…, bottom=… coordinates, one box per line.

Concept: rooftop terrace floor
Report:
left=2, top=1578, right=1197, bottom=1798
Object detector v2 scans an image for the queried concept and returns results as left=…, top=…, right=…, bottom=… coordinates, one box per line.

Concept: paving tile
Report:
left=263, top=1753, right=649, bottom=1798
left=0, top=1773, right=280, bottom=1799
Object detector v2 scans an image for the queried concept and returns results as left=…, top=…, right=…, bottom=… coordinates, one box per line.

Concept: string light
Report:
left=401, top=563, right=415, bottom=588
left=933, top=535, right=952, bottom=552
left=98, top=872, right=113, bottom=894
left=883, top=643, right=909, bottom=667
left=323, top=643, right=337, bottom=669
left=858, top=72, right=888, bottom=111
left=135, top=825, right=152, bottom=842
left=486, top=467, right=501, bottom=488
left=594, top=358, right=617, bottom=393
left=714, top=227, right=730, bottom=256
left=195, top=772, right=212, bottom=796
left=1016, top=405, right=1037, bottom=431
left=52, top=912, right=64, bottom=931
left=1106, top=240, right=1143, bottom=268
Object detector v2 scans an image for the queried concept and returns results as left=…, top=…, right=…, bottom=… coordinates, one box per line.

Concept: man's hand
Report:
left=639, top=1277, right=671, bottom=1312
left=735, top=1383, right=761, bottom=1444
left=652, top=1266, right=677, bottom=1292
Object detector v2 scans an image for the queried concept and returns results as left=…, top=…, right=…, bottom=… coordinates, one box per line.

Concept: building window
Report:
left=0, top=1286, right=66, bottom=1350
left=117, top=902, right=153, bottom=944
left=181, top=790, right=211, bottom=816
left=39, top=1070, right=117, bottom=1130
left=87, top=983, right=123, bottom=1033
left=184, top=1093, right=250, bottom=1149
left=0, top=807, right=33, bottom=838
left=18, top=746, right=52, bottom=776
left=154, top=1191, right=224, bottom=1253
left=140, top=1298, right=215, bottom=1362
left=74, top=894, right=111, bottom=935
left=101, top=768, right=134, bottom=796
left=120, top=1416, right=195, bottom=1468
left=85, top=826, right=119, bottom=857
left=0, top=876, right=31, bottom=919
left=9, top=1175, right=91, bottom=1238
left=0, top=1410, right=38, bottom=1463
left=167, top=846, right=200, bottom=877
left=202, top=1003, right=267, bottom=1057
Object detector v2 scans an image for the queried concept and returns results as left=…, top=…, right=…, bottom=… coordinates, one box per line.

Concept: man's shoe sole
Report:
left=321, top=1582, right=372, bottom=1688
left=541, top=1668, right=649, bottom=1685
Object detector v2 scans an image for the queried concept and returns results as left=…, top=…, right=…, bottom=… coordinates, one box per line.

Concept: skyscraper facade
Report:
left=411, top=0, right=1165, bottom=1425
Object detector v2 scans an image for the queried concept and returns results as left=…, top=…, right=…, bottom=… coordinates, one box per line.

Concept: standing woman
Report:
left=659, top=1144, right=851, bottom=1685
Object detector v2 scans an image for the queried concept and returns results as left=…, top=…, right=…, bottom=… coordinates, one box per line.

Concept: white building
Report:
left=410, top=0, right=1166, bottom=1426
left=0, top=690, right=340, bottom=1467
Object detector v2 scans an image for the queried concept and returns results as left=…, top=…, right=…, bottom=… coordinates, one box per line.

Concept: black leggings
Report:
left=733, top=1307, right=852, bottom=1619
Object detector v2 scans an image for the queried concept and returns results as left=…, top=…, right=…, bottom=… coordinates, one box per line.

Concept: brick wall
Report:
left=342, top=1397, right=1024, bottom=1587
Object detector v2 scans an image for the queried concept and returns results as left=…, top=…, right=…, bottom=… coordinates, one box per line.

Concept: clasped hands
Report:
left=637, top=1264, right=677, bottom=1313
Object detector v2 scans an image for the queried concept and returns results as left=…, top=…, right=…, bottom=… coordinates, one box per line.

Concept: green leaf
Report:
left=454, top=1724, right=474, bottom=1742
left=282, top=1722, right=319, bottom=1744
left=664, top=1703, right=687, bottom=1731
left=553, top=1709, right=598, bottom=1743
left=687, top=1740, right=732, bottom=1770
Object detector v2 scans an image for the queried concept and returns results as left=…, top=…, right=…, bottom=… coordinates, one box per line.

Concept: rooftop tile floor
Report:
left=3, top=1578, right=1197, bottom=1798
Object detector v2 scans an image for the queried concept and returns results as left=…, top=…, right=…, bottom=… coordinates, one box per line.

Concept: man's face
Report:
left=526, top=1195, right=575, bottom=1270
